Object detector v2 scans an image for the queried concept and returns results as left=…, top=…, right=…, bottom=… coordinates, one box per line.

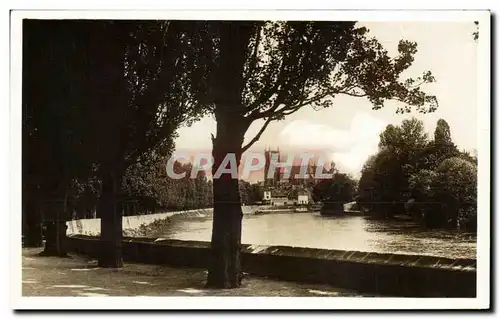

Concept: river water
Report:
left=157, top=213, right=476, bottom=259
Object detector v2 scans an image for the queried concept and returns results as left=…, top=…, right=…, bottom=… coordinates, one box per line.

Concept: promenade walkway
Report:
left=22, top=248, right=368, bottom=297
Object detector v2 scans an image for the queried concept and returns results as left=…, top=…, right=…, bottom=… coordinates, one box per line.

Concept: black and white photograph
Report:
left=9, top=8, right=491, bottom=310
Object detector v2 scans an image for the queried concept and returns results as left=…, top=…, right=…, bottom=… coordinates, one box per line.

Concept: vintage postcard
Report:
left=10, top=9, right=491, bottom=310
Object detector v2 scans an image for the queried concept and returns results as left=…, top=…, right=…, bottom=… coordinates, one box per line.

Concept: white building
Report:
left=262, top=188, right=311, bottom=206
left=271, top=196, right=289, bottom=206
left=297, top=194, right=309, bottom=205
left=263, top=190, right=272, bottom=201
left=262, top=190, right=290, bottom=206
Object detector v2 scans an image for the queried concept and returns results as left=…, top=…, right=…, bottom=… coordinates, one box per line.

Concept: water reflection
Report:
left=158, top=213, right=476, bottom=259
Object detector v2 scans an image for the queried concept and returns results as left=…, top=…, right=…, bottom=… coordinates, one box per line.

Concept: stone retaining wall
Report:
left=66, top=235, right=476, bottom=297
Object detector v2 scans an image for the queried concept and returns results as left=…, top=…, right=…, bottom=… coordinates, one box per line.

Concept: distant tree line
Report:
left=51, top=158, right=269, bottom=221
left=122, top=161, right=263, bottom=211
left=122, top=160, right=214, bottom=213
left=357, top=118, right=477, bottom=231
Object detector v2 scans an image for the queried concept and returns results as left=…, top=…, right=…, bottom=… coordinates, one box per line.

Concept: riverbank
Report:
left=21, top=248, right=369, bottom=297
left=254, top=204, right=322, bottom=215
left=67, top=206, right=266, bottom=237
left=67, top=210, right=476, bottom=259
left=254, top=208, right=318, bottom=215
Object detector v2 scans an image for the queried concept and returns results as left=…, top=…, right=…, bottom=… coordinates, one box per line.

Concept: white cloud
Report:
left=174, top=112, right=387, bottom=176
left=280, top=120, right=353, bottom=150
left=279, top=112, right=386, bottom=175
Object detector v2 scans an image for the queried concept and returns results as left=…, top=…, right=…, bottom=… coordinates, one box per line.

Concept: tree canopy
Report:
left=312, top=173, right=357, bottom=205
left=179, top=21, right=440, bottom=288
left=22, top=20, right=207, bottom=262
left=358, top=117, right=477, bottom=230
left=187, top=22, right=438, bottom=153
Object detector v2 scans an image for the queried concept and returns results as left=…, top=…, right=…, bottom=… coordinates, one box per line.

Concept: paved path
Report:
left=22, top=248, right=368, bottom=297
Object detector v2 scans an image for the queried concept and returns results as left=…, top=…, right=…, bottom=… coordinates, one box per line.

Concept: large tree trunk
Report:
left=41, top=190, right=68, bottom=257
left=40, top=190, right=69, bottom=257
left=98, top=171, right=124, bottom=268
left=40, top=217, right=68, bottom=256
left=205, top=22, right=256, bottom=288
left=23, top=202, right=43, bottom=248
left=206, top=128, right=245, bottom=288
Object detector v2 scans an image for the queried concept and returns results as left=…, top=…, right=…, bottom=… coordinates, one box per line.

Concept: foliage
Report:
left=458, top=150, right=478, bottom=165
left=287, top=189, right=299, bottom=201
left=407, top=157, right=477, bottom=230
left=188, top=21, right=438, bottom=152
left=238, top=181, right=264, bottom=204
left=71, top=21, right=208, bottom=178
left=312, top=173, right=357, bottom=204
left=22, top=20, right=97, bottom=210
left=425, top=119, right=460, bottom=167
left=358, top=149, right=402, bottom=218
left=434, top=119, right=452, bottom=145
left=182, top=21, right=440, bottom=286
left=358, top=117, right=477, bottom=231
left=408, top=169, right=438, bottom=200
left=23, top=20, right=208, bottom=264
left=24, top=19, right=208, bottom=193
left=358, top=118, right=430, bottom=218
left=122, top=159, right=214, bottom=212
left=433, top=157, right=477, bottom=230
left=250, top=183, right=264, bottom=203
left=24, top=20, right=440, bottom=283
left=379, top=119, right=428, bottom=153
left=406, top=169, right=438, bottom=224
left=66, top=173, right=102, bottom=219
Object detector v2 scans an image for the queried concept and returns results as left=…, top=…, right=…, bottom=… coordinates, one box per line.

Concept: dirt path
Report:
left=22, top=248, right=369, bottom=297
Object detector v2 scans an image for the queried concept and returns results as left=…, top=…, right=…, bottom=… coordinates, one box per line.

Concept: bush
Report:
left=434, top=157, right=477, bottom=230
left=409, top=157, right=477, bottom=230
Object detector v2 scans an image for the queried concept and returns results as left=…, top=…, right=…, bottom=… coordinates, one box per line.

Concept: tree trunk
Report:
left=206, top=126, right=245, bottom=288
left=40, top=220, right=68, bottom=256
left=41, top=191, right=69, bottom=257
left=56, top=192, right=69, bottom=256
left=98, top=171, right=124, bottom=268
left=205, top=22, right=256, bottom=288
left=23, top=202, right=43, bottom=248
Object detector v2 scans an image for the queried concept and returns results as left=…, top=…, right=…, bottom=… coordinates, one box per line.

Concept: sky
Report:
left=174, top=21, right=479, bottom=180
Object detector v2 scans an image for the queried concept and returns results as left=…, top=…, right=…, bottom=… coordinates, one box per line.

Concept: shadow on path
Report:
left=22, top=248, right=370, bottom=297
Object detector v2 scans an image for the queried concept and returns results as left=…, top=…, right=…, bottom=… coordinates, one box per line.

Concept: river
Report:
left=155, top=212, right=476, bottom=259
